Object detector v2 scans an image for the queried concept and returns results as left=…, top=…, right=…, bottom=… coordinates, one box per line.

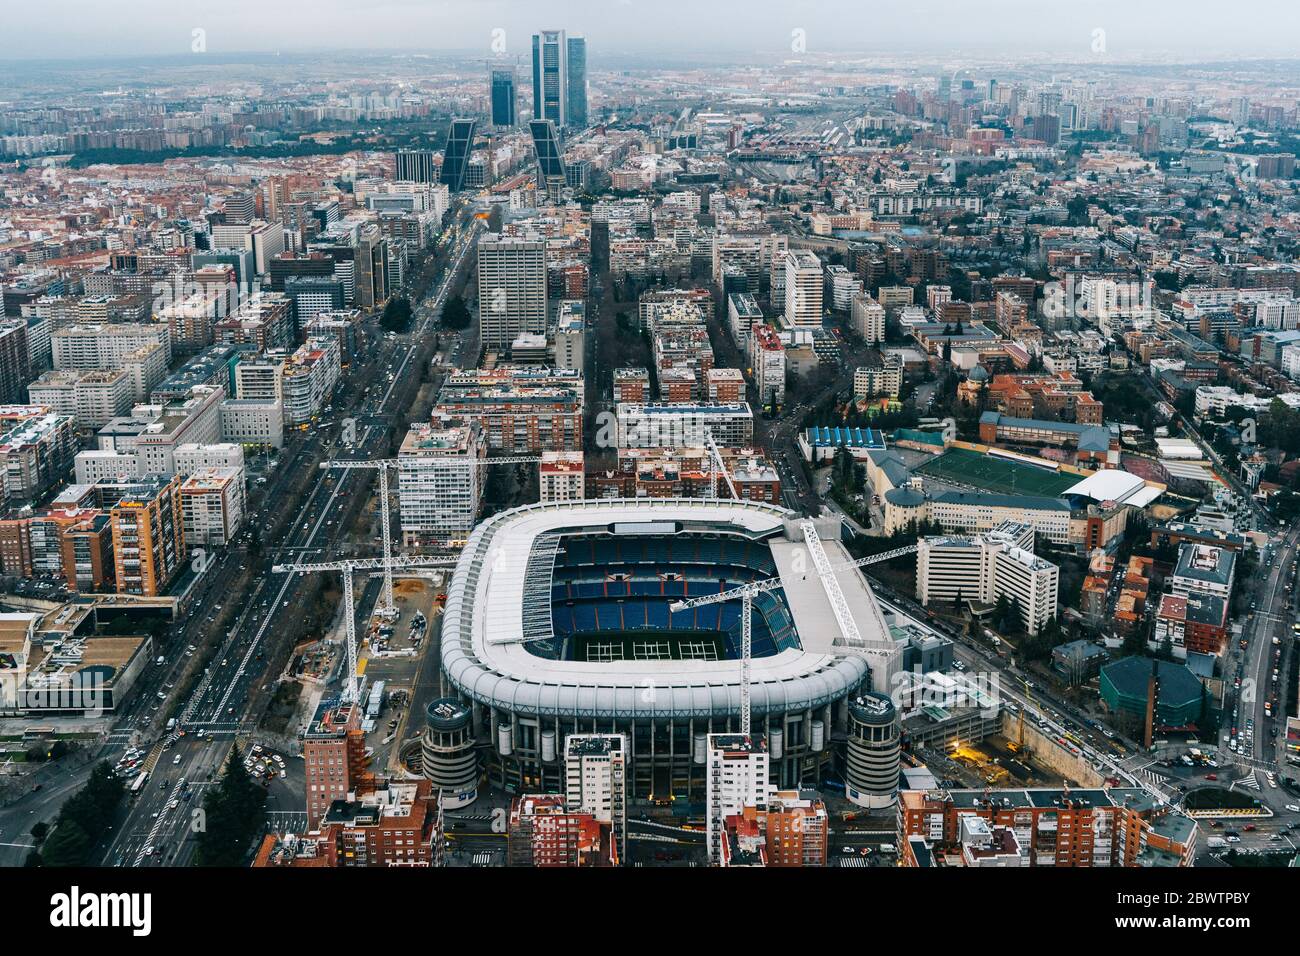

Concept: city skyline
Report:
left=5, top=0, right=1300, bottom=61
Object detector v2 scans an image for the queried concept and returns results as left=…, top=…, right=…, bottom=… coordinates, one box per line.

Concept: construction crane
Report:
left=669, top=538, right=919, bottom=735
left=320, top=454, right=540, bottom=617
left=703, top=429, right=737, bottom=501
left=272, top=555, right=456, bottom=701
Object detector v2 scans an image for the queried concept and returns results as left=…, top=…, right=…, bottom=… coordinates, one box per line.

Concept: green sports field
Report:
left=914, top=447, right=1079, bottom=497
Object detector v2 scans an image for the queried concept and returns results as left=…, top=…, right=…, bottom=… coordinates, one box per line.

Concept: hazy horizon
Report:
left=3, top=0, right=1297, bottom=62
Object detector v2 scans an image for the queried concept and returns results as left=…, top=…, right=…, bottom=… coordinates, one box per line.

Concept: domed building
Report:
left=957, top=364, right=990, bottom=405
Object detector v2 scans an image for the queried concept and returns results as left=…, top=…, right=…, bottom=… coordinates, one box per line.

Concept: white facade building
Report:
left=783, top=250, right=823, bottom=329
left=397, top=421, right=487, bottom=548
left=179, top=466, right=247, bottom=547
left=564, top=733, right=627, bottom=864
left=706, top=734, right=771, bottom=864
left=539, top=451, right=585, bottom=502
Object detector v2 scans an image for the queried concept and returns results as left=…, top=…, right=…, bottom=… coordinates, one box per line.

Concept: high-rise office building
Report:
left=395, top=149, right=437, bottom=184
left=476, top=235, right=548, bottom=351
left=439, top=118, right=477, bottom=193
left=528, top=118, right=568, bottom=201
left=566, top=35, right=588, bottom=128
left=532, top=30, right=568, bottom=126
left=490, top=66, right=517, bottom=127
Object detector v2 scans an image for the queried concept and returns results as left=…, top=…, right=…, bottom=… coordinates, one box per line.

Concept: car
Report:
left=1206, top=773, right=1217, bottom=781
left=172, top=754, right=182, bottom=765
left=1287, top=805, right=1300, bottom=813
left=1244, top=824, right=1257, bottom=832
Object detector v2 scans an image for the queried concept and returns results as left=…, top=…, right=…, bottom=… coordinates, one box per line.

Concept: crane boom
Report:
left=319, top=454, right=539, bottom=615
left=274, top=555, right=456, bottom=701
left=668, top=543, right=919, bottom=612
left=703, top=430, right=738, bottom=501
left=665, top=540, right=918, bottom=740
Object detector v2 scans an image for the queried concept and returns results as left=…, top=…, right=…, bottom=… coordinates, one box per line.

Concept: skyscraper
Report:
left=528, top=118, right=567, bottom=201
left=490, top=66, right=517, bottom=128
left=476, top=234, right=548, bottom=351
left=566, top=35, right=588, bottom=128
left=394, top=149, right=437, bottom=184
left=532, top=30, right=567, bottom=126
left=439, top=118, right=477, bottom=192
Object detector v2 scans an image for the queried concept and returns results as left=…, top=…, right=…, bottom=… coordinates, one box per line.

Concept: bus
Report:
left=130, top=771, right=149, bottom=795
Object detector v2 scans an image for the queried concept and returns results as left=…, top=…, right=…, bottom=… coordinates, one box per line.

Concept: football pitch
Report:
left=914, top=447, right=1079, bottom=497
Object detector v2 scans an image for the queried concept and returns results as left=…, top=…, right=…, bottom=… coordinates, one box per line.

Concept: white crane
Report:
left=272, top=555, right=456, bottom=701
left=669, top=541, right=918, bottom=736
left=320, top=454, right=540, bottom=617
left=702, top=429, right=738, bottom=501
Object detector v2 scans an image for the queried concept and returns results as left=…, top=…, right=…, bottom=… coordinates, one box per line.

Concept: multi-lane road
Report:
left=95, top=211, right=484, bottom=867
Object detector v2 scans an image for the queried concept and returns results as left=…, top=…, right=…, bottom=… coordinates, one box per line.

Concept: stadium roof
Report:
left=441, top=498, right=873, bottom=720
left=1064, top=469, right=1164, bottom=508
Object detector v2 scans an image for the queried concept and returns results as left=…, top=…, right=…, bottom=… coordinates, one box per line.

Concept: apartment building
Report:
left=434, top=368, right=582, bottom=454
left=539, top=450, right=584, bottom=502
left=0, top=320, right=31, bottom=405
left=783, top=250, right=823, bottom=329
left=616, top=402, right=754, bottom=449
left=253, top=780, right=439, bottom=868
left=0, top=406, right=77, bottom=505
left=751, top=323, right=786, bottom=409
left=1167, top=543, right=1236, bottom=601
left=281, top=337, right=341, bottom=426
left=564, top=734, right=627, bottom=866
left=27, top=368, right=134, bottom=429
left=853, top=353, right=903, bottom=400
left=51, top=322, right=171, bottom=373
left=179, top=467, right=247, bottom=547
left=220, top=399, right=284, bottom=449
left=396, top=420, right=487, bottom=549
left=507, top=794, right=607, bottom=867
left=130, top=386, right=224, bottom=476
left=109, top=475, right=185, bottom=597
left=898, top=787, right=1198, bottom=868
left=706, top=733, right=771, bottom=865
left=851, top=292, right=886, bottom=343
left=916, top=522, right=1059, bottom=634
left=303, top=699, right=378, bottom=828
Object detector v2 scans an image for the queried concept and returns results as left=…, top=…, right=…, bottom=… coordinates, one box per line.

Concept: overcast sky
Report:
left=4, top=0, right=1298, bottom=61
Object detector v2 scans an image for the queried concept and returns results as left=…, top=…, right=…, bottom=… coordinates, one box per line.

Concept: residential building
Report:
left=564, top=733, right=627, bottom=866
left=396, top=420, right=487, bottom=549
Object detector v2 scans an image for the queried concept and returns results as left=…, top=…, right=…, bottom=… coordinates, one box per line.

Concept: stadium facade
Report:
left=439, top=498, right=903, bottom=798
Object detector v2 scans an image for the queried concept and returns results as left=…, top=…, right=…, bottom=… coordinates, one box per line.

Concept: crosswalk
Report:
left=838, top=856, right=868, bottom=867
left=1135, top=767, right=1171, bottom=786
left=140, top=740, right=166, bottom=774
left=471, top=852, right=495, bottom=866
left=266, top=811, right=307, bottom=832
left=1237, top=771, right=1261, bottom=792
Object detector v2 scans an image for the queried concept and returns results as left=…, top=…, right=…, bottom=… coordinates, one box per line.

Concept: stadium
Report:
left=440, top=498, right=901, bottom=798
